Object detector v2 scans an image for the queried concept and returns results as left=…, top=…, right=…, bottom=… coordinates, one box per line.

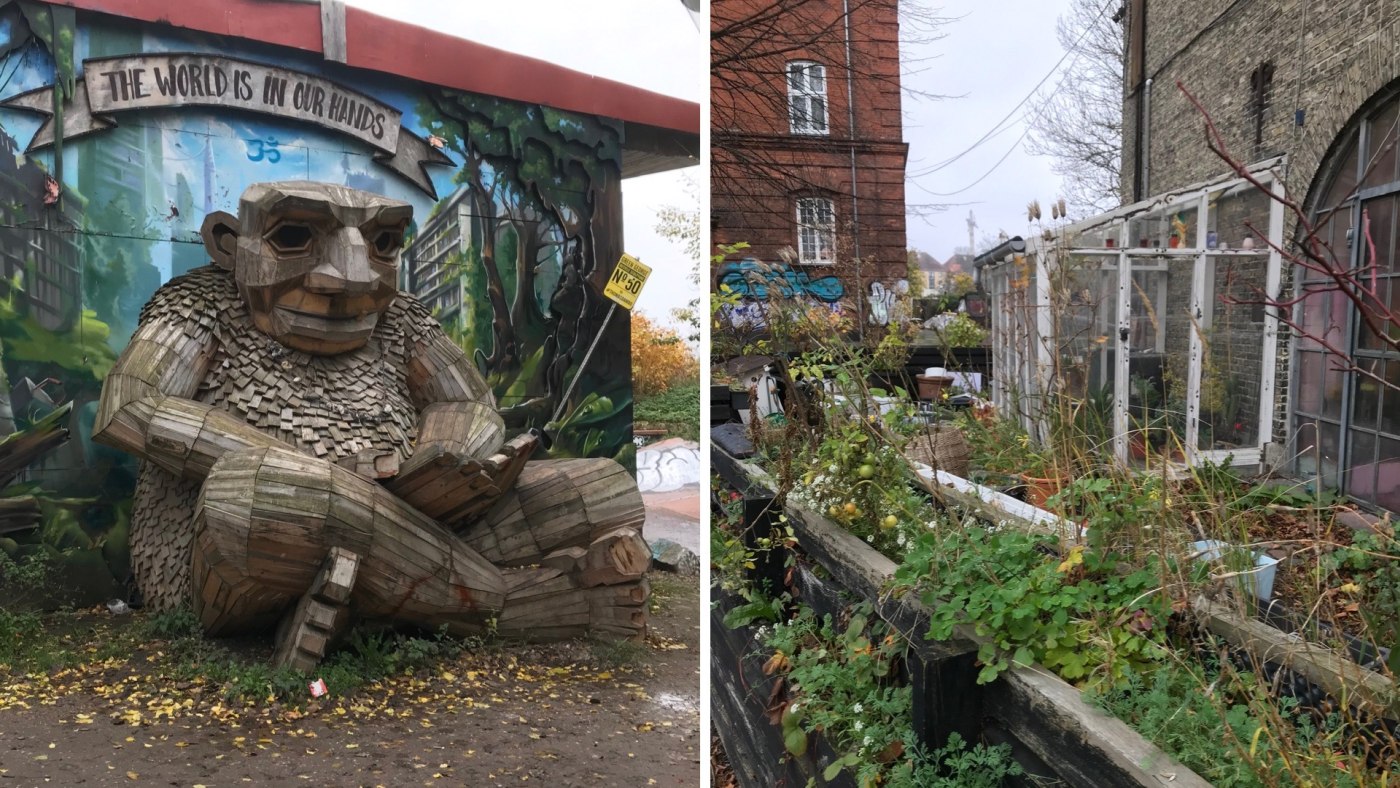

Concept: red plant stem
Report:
left=1177, top=81, right=1400, bottom=371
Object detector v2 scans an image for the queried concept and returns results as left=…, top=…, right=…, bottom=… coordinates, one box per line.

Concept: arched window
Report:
left=1294, top=88, right=1400, bottom=511
left=787, top=61, right=828, bottom=135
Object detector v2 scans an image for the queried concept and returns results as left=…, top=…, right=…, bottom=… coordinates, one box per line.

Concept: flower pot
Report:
left=972, top=471, right=1027, bottom=502
left=915, top=374, right=954, bottom=401
left=1191, top=541, right=1281, bottom=601
left=1129, top=435, right=1147, bottom=460
left=1022, top=473, right=1066, bottom=509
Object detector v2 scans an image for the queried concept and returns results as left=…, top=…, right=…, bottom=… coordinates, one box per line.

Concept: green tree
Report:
left=906, top=249, right=929, bottom=296
left=655, top=175, right=701, bottom=342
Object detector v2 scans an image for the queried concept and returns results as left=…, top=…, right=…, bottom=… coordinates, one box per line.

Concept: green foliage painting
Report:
left=417, top=90, right=633, bottom=466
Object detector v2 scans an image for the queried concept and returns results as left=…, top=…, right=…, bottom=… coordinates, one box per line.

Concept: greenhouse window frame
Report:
left=985, top=157, right=1287, bottom=469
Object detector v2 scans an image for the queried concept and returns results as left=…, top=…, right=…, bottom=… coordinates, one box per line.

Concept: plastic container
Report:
left=1191, top=540, right=1281, bottom=600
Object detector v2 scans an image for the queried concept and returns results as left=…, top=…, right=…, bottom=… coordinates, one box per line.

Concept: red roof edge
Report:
left=51, top=0, right=700, bottom=135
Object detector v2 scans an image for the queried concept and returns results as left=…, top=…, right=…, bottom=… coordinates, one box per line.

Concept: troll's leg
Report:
left=190, top=446, right=505, bottom=649
left=456, top=458, right=650, bottom=641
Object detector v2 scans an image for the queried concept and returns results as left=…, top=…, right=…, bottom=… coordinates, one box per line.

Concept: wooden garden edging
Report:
left=711, top=438, right=1209, bottom=787
left=1194, top=596, right=1400, bottom=720
left=919, top=458, right=1400, bottom=724
left=914, top=466, right=1081, bottom=544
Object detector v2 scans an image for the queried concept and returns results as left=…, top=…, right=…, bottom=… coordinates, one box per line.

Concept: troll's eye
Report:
left=370, top=228, right=403, bottom=259
left=265, top=221, right=314, bottom=255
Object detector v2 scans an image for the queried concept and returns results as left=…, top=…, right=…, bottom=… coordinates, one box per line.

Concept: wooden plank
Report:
left=912, top=650, right=983, bottom=754
left=781, top=499, right=979, bottom=662
left=986, top=666, right=1211, bottom=788
left=711, top=591, right=855, bottom=788
left=793, top=563, right=983, bottom=751
left=1193, top=596, right=1400, bottom=721
left=913, top=466, right=1082, bottom=545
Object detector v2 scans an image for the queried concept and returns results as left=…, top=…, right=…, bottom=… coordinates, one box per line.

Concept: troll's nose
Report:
left=305, top=226, right=376, bottom=295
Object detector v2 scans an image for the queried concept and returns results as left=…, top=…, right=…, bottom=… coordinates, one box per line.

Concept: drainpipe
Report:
left=1140, top=77, right=1153, bottom=198
left=1127, top=0, right=1147, bottom=201
left=843, top=0, right=864, bottom=337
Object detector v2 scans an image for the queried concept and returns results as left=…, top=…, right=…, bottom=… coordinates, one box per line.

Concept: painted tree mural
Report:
left=418, top=91, right=632, bottom=465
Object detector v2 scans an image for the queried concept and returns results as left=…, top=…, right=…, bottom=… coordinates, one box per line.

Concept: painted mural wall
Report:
left=0, top=4, right=632, bottom=601
left=714, top=256, right=910, bottom=329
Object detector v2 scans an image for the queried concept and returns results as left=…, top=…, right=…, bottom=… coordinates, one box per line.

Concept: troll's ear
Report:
left=200, top=211, right=239, bottom=270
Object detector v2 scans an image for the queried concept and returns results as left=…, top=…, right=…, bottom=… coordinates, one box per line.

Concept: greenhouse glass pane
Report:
left=1126, top=255, right=1190, bottom=459
left=1199, top=254, right=1264, bottom=450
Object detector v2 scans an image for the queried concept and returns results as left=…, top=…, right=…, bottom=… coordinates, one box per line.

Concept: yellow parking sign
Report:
left=603, top=253, right=651, bottom=309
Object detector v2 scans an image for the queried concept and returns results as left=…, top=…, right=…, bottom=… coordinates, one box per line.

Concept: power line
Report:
left=912, top=122, right=1034, bottom=198
left=907, top=0, right=1119, bottom=179
left=911, top=37, right=1086, bottom=199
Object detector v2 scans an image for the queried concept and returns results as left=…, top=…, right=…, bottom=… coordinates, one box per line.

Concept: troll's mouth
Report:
left=271, top=306, right=381, bottom=340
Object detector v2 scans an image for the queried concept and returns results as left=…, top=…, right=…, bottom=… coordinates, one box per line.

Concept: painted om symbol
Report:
left=246, top=137, right=281, bottom=163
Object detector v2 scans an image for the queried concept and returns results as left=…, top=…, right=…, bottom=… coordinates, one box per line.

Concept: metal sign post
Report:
left=549, top=254, right=653, bottom=426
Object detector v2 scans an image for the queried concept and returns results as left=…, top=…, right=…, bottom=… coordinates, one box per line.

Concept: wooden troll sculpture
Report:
left=94, top=181, right=649, bottom=670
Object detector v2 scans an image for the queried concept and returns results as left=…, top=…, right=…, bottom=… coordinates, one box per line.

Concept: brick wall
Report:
left=712, top=0, right=910, bottom=293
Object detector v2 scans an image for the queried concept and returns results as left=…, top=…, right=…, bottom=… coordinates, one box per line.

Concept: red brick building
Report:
left=711, top=0, right=909, bottom=318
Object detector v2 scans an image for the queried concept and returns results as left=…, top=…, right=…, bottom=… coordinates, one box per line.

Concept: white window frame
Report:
left=787, top=61, right=828, bottom=135
left=982, top=157, right=1287, bottom=467
left=796, top=197, right=836, bottom=264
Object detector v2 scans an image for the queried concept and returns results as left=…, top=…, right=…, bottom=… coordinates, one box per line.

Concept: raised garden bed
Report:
left=712, top=437, right=1209, bottom=787
left=716, top=414, right=1400, bottom=785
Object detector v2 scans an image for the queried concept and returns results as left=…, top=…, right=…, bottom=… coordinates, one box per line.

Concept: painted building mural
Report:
left=0, top=4, right=632, bottom=600
left=715, top=257, right=910, bottom=328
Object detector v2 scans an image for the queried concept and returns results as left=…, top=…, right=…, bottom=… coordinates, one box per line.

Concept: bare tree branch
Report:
left=1024, top=0, right=1124, bottom=216
left=1177, top=80, right=1400, bottom=398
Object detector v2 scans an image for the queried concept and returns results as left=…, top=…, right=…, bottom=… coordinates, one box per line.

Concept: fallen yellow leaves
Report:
left=0, top=600, right=696, bottom=788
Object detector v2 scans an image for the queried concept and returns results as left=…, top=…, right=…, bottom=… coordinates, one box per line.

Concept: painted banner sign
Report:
left=85, top=54, right=401, bottom=153
left=0, top=54, right=451, bottom=197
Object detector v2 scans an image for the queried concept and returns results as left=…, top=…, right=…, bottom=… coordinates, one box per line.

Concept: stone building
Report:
left=711, top=0, right=908, bottom=323
left=1120, top=0, right=1399, bottom=509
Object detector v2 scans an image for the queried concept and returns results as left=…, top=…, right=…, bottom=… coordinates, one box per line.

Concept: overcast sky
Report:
left=337, top=1, right=1080, bottom=305
left=902, top=0, right=1075, bottom=259
left=341, top=0, right=703, bottom=331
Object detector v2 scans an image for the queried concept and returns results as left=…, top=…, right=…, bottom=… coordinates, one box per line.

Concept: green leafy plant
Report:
left=633, top=380, right=700, bottom=441
left=787, top=411, right=933, bottom=556
left=1324, top=520, right=1400, bottom=673
left=1089, top=660, right=1378, bottom=787
left=140, top=606, right=201, bottom=640
left=933, top=312, right=986, bottom=348
left=761, top=606, right=1021, bottom=788
left=0, top=550, right=55, bottom=668
left=896, top=526, right=1169, bottom=688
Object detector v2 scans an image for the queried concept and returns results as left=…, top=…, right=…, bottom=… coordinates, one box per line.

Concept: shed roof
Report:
left=51, top=0, right=701, bottom=177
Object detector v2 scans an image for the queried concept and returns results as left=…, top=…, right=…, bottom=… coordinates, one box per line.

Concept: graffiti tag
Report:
left=867, top=279, right=909, bottom=326
left=716, top=258, right=844, bottom=302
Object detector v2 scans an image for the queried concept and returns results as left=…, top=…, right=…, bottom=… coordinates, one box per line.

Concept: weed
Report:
left=761, top=605, right=1022, bottom=787
left=897, top=526, right=1170, bottom=688
left=140, top=606, right=201, bottom=640
left=589, top=636, right=649, bottom=669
